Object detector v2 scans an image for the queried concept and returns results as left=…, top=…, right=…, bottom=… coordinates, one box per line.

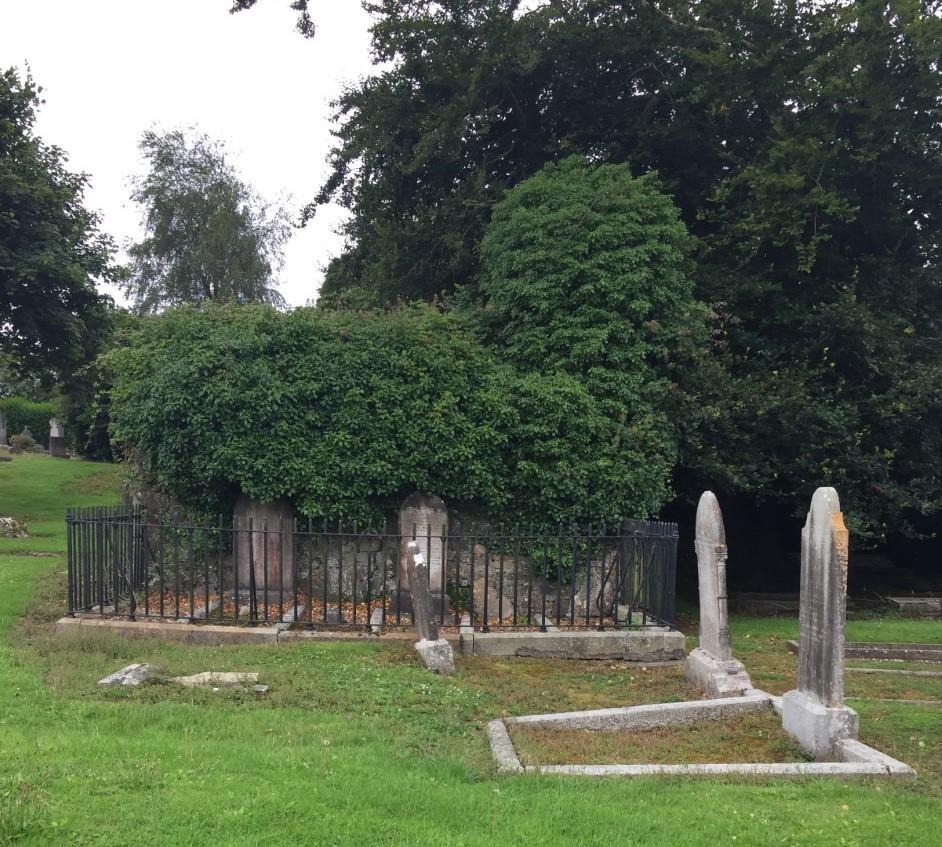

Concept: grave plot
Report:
left=488, top=488, right=916, bottom=780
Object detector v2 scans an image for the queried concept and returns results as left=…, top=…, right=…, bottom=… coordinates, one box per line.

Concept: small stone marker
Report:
left=233, top=495, right=296, bottom=598
left=782, top=487, right=859, bottom=759
left=684, top=492, right=753, bottom=697
left=48, top=417, right=68, bottom=458
left=0, top=408, right=7, bottom=444
left=98, top=663, right=154, bottom=686
left=405, top=540, right=454, bottom=673
left=0, top=445, right=12, bottom=462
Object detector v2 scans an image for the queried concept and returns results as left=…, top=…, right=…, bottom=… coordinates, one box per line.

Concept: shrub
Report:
left=0, top=397, right=59, bottom=446
left=106, top=302, right=674, bottom=526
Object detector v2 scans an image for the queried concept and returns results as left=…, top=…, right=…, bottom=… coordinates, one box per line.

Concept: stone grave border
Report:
left=787, top=640, right=942, bottom=663
left=487, top=487, right=916, bottom=781
left=487, top=689, right=915, bottom=779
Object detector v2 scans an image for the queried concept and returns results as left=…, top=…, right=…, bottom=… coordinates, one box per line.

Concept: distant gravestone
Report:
left=0, top=409, right=10, bottom=461
left=406, top=540, right=454, bottom=674
left=781, top=487, right=859, bottom=759
left=684, top=491, right=753, bottom=697
left=49, top=417, right=68, bottom=458
left=233, top=495, right=295, bottom=602
left=398, top=493, right=448, bottom=593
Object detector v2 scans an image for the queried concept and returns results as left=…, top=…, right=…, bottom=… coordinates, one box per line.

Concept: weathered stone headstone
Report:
left=48, top=417, right=68, bottom=458
left=0, top=410, right=10, bottom=460
left=684, top=491, right=753, bottom=697
left=234, top=495, right=295, bottom=599
left=399, top=493, right=448, bottom=593
left=406, top=540, right=454, bottom=673
left=781, top=487, right=858, bottom=759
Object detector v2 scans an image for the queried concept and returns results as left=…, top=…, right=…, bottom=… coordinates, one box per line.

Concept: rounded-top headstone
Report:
left=797, top=486, right=849, bottom=708
left=694, top=490, right=731, bottom=661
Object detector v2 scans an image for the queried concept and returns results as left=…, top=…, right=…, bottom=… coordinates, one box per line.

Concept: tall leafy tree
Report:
left=124, top=129, right=291, bottom=314
left=0, top=67, right=116, bottom=383
left=294, top=0, right=942, bottom=541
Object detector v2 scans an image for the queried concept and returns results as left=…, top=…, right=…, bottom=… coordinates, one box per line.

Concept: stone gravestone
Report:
left=48, top=417, right=68, bottom=458
left=406, top=540, right=454, bottom=673
left=684, top=491, right=753, bottom=697
left=233, top=495, right=296, bottom=606
left=395, top=493, right=449, bottom=619
left=0, top=409, right=10, bottom=462
left=781, top=487, right=858, bottom=759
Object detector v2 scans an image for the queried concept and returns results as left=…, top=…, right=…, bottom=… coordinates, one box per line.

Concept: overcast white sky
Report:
left=1, top=0, right=376, bottom=307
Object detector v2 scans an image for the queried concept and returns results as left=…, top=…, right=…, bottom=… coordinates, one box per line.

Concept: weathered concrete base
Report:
left=684, top=647, right=754, bottom=698
left=461, top=628, right=685, bottom=662
left=781, top=689, right=859, bottom=760
left=487, top=720, right=523, bottom=774
left=508, top=693, right=772, bottom=732
left=787, top=639, right=942, bottom=663
left=172, top=671, right=260, bottom=688
left=415, top=638, right=455, bottom=674
left=57, top=617, right=683, bottom=661
left=533, top=761, right=913, bottom=779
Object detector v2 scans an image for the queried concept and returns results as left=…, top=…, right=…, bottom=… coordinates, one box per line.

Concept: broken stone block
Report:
left=415, top=638, right=455, bottom=674
left=98, top=663, right=155, bottom=686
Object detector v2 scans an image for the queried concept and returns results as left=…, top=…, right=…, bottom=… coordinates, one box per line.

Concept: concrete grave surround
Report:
left=488, top=693, right=913, bottom=780
left=781, top=487, right=859, bottom=760
left=684, top=491, right=753, bottom=697
left=233, top=495, right=296, bottom=596
left=398, top=493, right=448, bottom=594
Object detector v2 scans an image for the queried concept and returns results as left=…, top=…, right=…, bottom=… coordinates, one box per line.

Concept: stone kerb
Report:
left=781, top=487, right=859, bottom=759
left=684, top=491, right=753, bottom=698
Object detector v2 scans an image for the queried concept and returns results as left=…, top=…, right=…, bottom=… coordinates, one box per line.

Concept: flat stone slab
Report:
left=787, top=640, right=942, bottom=662
left=506, top=693, right=772, bottom=731
left=468, top=629, right=685, bottom=662
left=532, top=762, right=914, bottom=779
left=172, top=671, right=260, bottom=688
left=98, top=663, right=155, bottom=686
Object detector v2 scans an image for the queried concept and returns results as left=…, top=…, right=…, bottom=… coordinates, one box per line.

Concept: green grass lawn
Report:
left=0, top=454, right=940, bottom=845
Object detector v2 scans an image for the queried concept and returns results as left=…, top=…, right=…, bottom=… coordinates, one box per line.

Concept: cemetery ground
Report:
left=0, top=456, right=940, bottom=846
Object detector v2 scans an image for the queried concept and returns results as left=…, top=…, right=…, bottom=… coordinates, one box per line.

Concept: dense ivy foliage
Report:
left=106, top=303, right=680, bottom=525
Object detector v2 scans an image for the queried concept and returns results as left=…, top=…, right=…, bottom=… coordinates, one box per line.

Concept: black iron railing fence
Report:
left=66, top=507, right=678, bottom=630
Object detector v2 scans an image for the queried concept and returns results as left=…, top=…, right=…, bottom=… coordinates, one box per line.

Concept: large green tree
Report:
left=124, top=129, right=291, bottom=314
left=295, top=0, right=942, bottom=541
left=0, top=67, right=116, bottom=383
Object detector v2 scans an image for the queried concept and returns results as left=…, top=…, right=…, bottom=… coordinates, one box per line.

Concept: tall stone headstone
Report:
left=684, top=491, right=753, bottom=697
left=233, top=495, right=296, bottom=601
left=782, top=487, right=858, bottom=759
left=406, top=540, right=454, bottom=674
left=398, top=492, right=448, bottom=594
left=0, top=411, right=10, bottom=462
left=48, top=417, right=68, bottom=458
